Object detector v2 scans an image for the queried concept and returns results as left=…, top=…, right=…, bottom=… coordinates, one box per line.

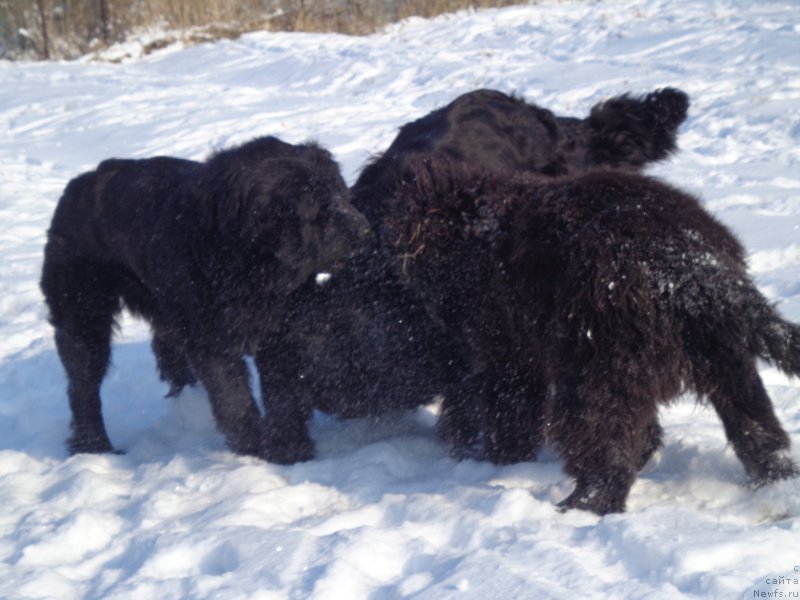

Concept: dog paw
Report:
left=261, top=442, right=315, bottom=465
left=258, top=422, right=315, bottom=465
left=748, top=451, right=799, bottom=488
left=557, top=484, right=627, bottom=516
left=67, top=434, right=116, bottom=455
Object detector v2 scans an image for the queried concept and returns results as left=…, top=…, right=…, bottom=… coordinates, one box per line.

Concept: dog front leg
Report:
left=481, top=367, right=544, bottom=465
left=437, top=371, right=486, bottom=459
left=151, top=328, right=196, bottom=398
left=254, top=345, right=314, bottom=464
left=188, top=350, right=267, bottom=458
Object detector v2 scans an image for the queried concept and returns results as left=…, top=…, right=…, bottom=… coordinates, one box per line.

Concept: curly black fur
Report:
left=261, top=260, right=461, bottom=420
left=272, top=87, right=691, bottom=446
left=40, top=136, right=371, bottom=463
left=384, top=154, right=799, bottom=515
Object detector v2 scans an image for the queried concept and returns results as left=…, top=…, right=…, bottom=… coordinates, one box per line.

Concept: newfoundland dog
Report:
left=352, top=87, right=689, bottom=227
left=41, top=136, right=371, bottom=463
left=247, top=87, right=692, bottom=461
left=384, top=154, right=799, bottom=515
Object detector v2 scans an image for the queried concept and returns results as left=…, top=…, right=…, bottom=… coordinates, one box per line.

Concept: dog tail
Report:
left=685, top=261, right=800, bottom=377
left=743, top=288, right=800, bottom=377
left=641, top=87, right=690, bottom=133
left=588, top=87, right=690, bottom=169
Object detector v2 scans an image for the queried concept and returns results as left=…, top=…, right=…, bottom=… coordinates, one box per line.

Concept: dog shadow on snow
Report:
left=0, top=341, right=215, bottom=461
left=4, top=338, right=793, bottom=519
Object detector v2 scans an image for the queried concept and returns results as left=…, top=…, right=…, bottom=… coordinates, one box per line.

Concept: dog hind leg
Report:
left=700, top=354, right=798, bottom=486
left=42, top=255, right=119, bottom=454
left=555, top=376, right=655, bottom=515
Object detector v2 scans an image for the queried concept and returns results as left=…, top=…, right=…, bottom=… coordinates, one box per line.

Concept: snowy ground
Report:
left=1, top=0, right=799, bottom=598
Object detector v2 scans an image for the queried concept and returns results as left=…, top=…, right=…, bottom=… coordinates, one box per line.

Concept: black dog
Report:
left=245, top=87, right=692, bottom=461
left=318, top=87, right=691, bottom=444
left=384, top=154, right=799, bottom=515
left=352, top=87, right=689, bottom=228
left=41, top=136, right=371, bottom=463
left=147, top=88, right=691, bottom=464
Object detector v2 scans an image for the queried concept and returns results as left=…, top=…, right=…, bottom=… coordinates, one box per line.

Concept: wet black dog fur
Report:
left=42, top=87, right=691, bottom=465
left=41, top=136, right=371, bottom=463
left=226, top=87, right=693, bottom=462
left=294, top=88, right=689, bottom=406
left=384, top=154, right=799, bottom=515
left=304, top=87, right=689, bottom=451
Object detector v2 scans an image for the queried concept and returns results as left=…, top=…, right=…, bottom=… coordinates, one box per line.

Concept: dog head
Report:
left=268, top=154, right=373, bottom=291
left=204, top=137, right=373, bottom=292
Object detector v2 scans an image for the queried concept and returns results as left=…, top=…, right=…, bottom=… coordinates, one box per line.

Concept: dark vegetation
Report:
left=0, top=0, right=535, bottom=60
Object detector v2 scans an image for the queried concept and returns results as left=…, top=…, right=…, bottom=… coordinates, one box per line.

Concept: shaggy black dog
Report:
left=352, top=87, right=689, bottom=228
left=132, top=87, right=690, bottom=464
left=246, top=87, right=691, bottom=460
left=258, top=265, right=460, bottom=420
left=285, top=87, right=688, bottom=448
left=384, top=154, right=799, bottom=515
left=286, top=88, right=689, bottom=418
left=41, top=136, right=371, bottom=463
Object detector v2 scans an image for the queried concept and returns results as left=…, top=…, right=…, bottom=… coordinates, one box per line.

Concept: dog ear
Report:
left=207, top=158, right=307, bottom=247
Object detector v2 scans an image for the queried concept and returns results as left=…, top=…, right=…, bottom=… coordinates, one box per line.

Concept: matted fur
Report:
left=251, top=88, right=693, bottom=457
left=271, top=87, right=691, bottom=441
left=40, top=136, right=371, bottom=463
left=383, top=154, right=799, bottom=515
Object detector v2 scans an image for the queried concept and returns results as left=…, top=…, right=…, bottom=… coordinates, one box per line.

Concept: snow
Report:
left=1, top=0, right=799, bottom=597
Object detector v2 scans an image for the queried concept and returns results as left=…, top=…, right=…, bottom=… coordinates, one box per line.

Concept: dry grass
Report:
left=0, top=0, right=535, bottom=60
left=272, top=0, right=533, bottom=36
